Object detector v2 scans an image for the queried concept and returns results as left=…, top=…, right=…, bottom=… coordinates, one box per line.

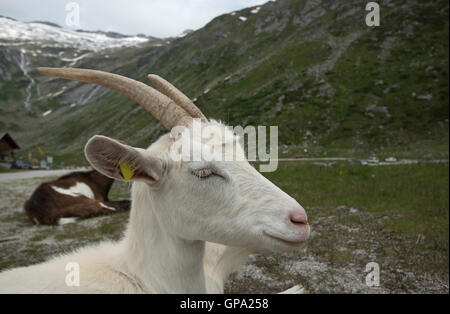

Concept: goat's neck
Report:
left=122, top=187, right=206, bottom=293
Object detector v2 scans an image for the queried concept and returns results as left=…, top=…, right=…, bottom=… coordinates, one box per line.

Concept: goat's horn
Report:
left=36, top=67, right=192, bottom=130
left=147, top=74, right=207, bottom=122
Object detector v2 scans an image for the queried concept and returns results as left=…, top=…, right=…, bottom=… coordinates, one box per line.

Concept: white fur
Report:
left=279, top=284, right=307, bottom=294
left=51, top=182, right=95, bottom=199
left=0, top=121, right=309, bottom=293
left=58, top=217, right=78, bottom=225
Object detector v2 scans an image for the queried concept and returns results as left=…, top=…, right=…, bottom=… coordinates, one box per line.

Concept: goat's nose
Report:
left=288, top=207, right=308, bottom=226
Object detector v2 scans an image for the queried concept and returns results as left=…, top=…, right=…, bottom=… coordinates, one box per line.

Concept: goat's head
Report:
left=37, top=67, right=310, bottom=252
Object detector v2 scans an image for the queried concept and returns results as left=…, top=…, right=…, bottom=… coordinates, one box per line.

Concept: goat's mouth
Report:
left=262, top=231, right=307, bottom=247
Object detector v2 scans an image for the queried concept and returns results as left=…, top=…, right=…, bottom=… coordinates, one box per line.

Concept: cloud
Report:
left=0, top=0, right=270, bottom=37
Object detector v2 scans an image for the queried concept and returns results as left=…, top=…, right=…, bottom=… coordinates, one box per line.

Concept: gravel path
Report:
left=0, top=168, right=88, bottom=182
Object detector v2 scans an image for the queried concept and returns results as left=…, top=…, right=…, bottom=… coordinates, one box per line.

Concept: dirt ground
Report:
left=0, top=171, right=448, bottom=293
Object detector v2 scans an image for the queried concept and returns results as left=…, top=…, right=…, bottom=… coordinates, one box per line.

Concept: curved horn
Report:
left=36, top=67, right=192, bottom=130
left=147, top=74, right=207, bottom=122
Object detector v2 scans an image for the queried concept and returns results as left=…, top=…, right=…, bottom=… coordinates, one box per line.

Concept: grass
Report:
left=267, top=162, right=448, bottom=229
left=264, top=161, right=449, bottom=279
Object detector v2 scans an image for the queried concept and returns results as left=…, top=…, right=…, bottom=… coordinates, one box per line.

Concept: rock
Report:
left=310, top=230, right=320, bottom=238
left=349, top=208, right=359, bottom=214
left=365, top=104, right=390, bottom=117
left=385, top=157, right=397, bottom=162
left=353, top=249, right=366, bottom=255
left=417, top=94, right=433, bottom=100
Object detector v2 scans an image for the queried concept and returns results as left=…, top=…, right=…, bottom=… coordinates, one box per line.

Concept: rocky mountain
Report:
left=0, top=0, right=448, bottom=165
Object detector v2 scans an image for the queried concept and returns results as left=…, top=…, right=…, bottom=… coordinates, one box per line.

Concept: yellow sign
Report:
left=36, top=146, right=44, bottom=156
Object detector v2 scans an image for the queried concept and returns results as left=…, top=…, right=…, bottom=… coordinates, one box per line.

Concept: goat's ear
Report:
left=84, top=135, right=164, bottom=183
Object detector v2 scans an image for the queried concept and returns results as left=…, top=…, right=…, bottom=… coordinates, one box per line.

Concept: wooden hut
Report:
left=0, top=132, right=20, bottom=161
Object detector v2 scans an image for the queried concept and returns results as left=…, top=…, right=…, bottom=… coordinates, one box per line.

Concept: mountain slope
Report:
left=0, top=0, right=448, bottom=165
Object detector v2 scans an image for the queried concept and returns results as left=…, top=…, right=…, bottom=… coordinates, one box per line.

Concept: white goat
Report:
left=0, top=68, right=310, bottom=293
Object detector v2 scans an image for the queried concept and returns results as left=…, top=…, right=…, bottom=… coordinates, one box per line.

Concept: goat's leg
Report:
left=101, top=200, right=131, bottom=212
left=204, top=243, right=253, bottom=293
left=28, top=199, right=117, bottom=225
left=204, top=243, right=308, bottom=294
left=55, top=200, right=115, bottom=222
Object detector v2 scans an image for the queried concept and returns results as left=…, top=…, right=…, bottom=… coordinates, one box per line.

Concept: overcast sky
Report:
left=0, top=0, right=270, bottom=38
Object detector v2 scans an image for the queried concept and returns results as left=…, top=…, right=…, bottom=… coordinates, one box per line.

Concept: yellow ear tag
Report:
left=119, top=161, right=135, bottom=182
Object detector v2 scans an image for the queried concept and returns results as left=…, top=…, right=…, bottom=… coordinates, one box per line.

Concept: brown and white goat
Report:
left=25, top=169, right=130, bottom=225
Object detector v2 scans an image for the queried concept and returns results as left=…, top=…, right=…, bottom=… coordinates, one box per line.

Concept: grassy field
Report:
left=269, top=161, right=449, bottom=262
left=258, top=161, right=449, bottom=291
left=0, top=161, right=448, bottom=293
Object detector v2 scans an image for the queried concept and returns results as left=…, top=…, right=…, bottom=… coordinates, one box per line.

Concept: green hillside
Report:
left=1, top=0, right=448, bottom=165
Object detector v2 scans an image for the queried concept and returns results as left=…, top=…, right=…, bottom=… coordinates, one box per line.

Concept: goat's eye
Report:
left=192, top=168, right=214, bottom=179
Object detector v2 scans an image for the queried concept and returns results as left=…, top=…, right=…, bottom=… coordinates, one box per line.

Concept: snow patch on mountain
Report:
left=61, top=52, right=92, bottom=66
left=42, top=110, right=52, bottom=117
left=176, top=29, right=194, bottom=38
left=0, top=17, right=148, bottom=52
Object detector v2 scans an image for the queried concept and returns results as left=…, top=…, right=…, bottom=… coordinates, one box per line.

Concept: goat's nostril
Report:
left=289, top=211, right=308, bottom=225
left=290, top=217, right=307, bottom=225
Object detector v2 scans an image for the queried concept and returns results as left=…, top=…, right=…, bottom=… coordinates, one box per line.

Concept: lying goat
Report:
left=25, top=169, right=130, bottom=225
left=0, top=68, right=309, bottom=293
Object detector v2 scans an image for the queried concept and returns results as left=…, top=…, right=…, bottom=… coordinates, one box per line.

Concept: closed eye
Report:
left=191, top=168, right=225, bottom=180
left=191, top=168, right=214, bottom=179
